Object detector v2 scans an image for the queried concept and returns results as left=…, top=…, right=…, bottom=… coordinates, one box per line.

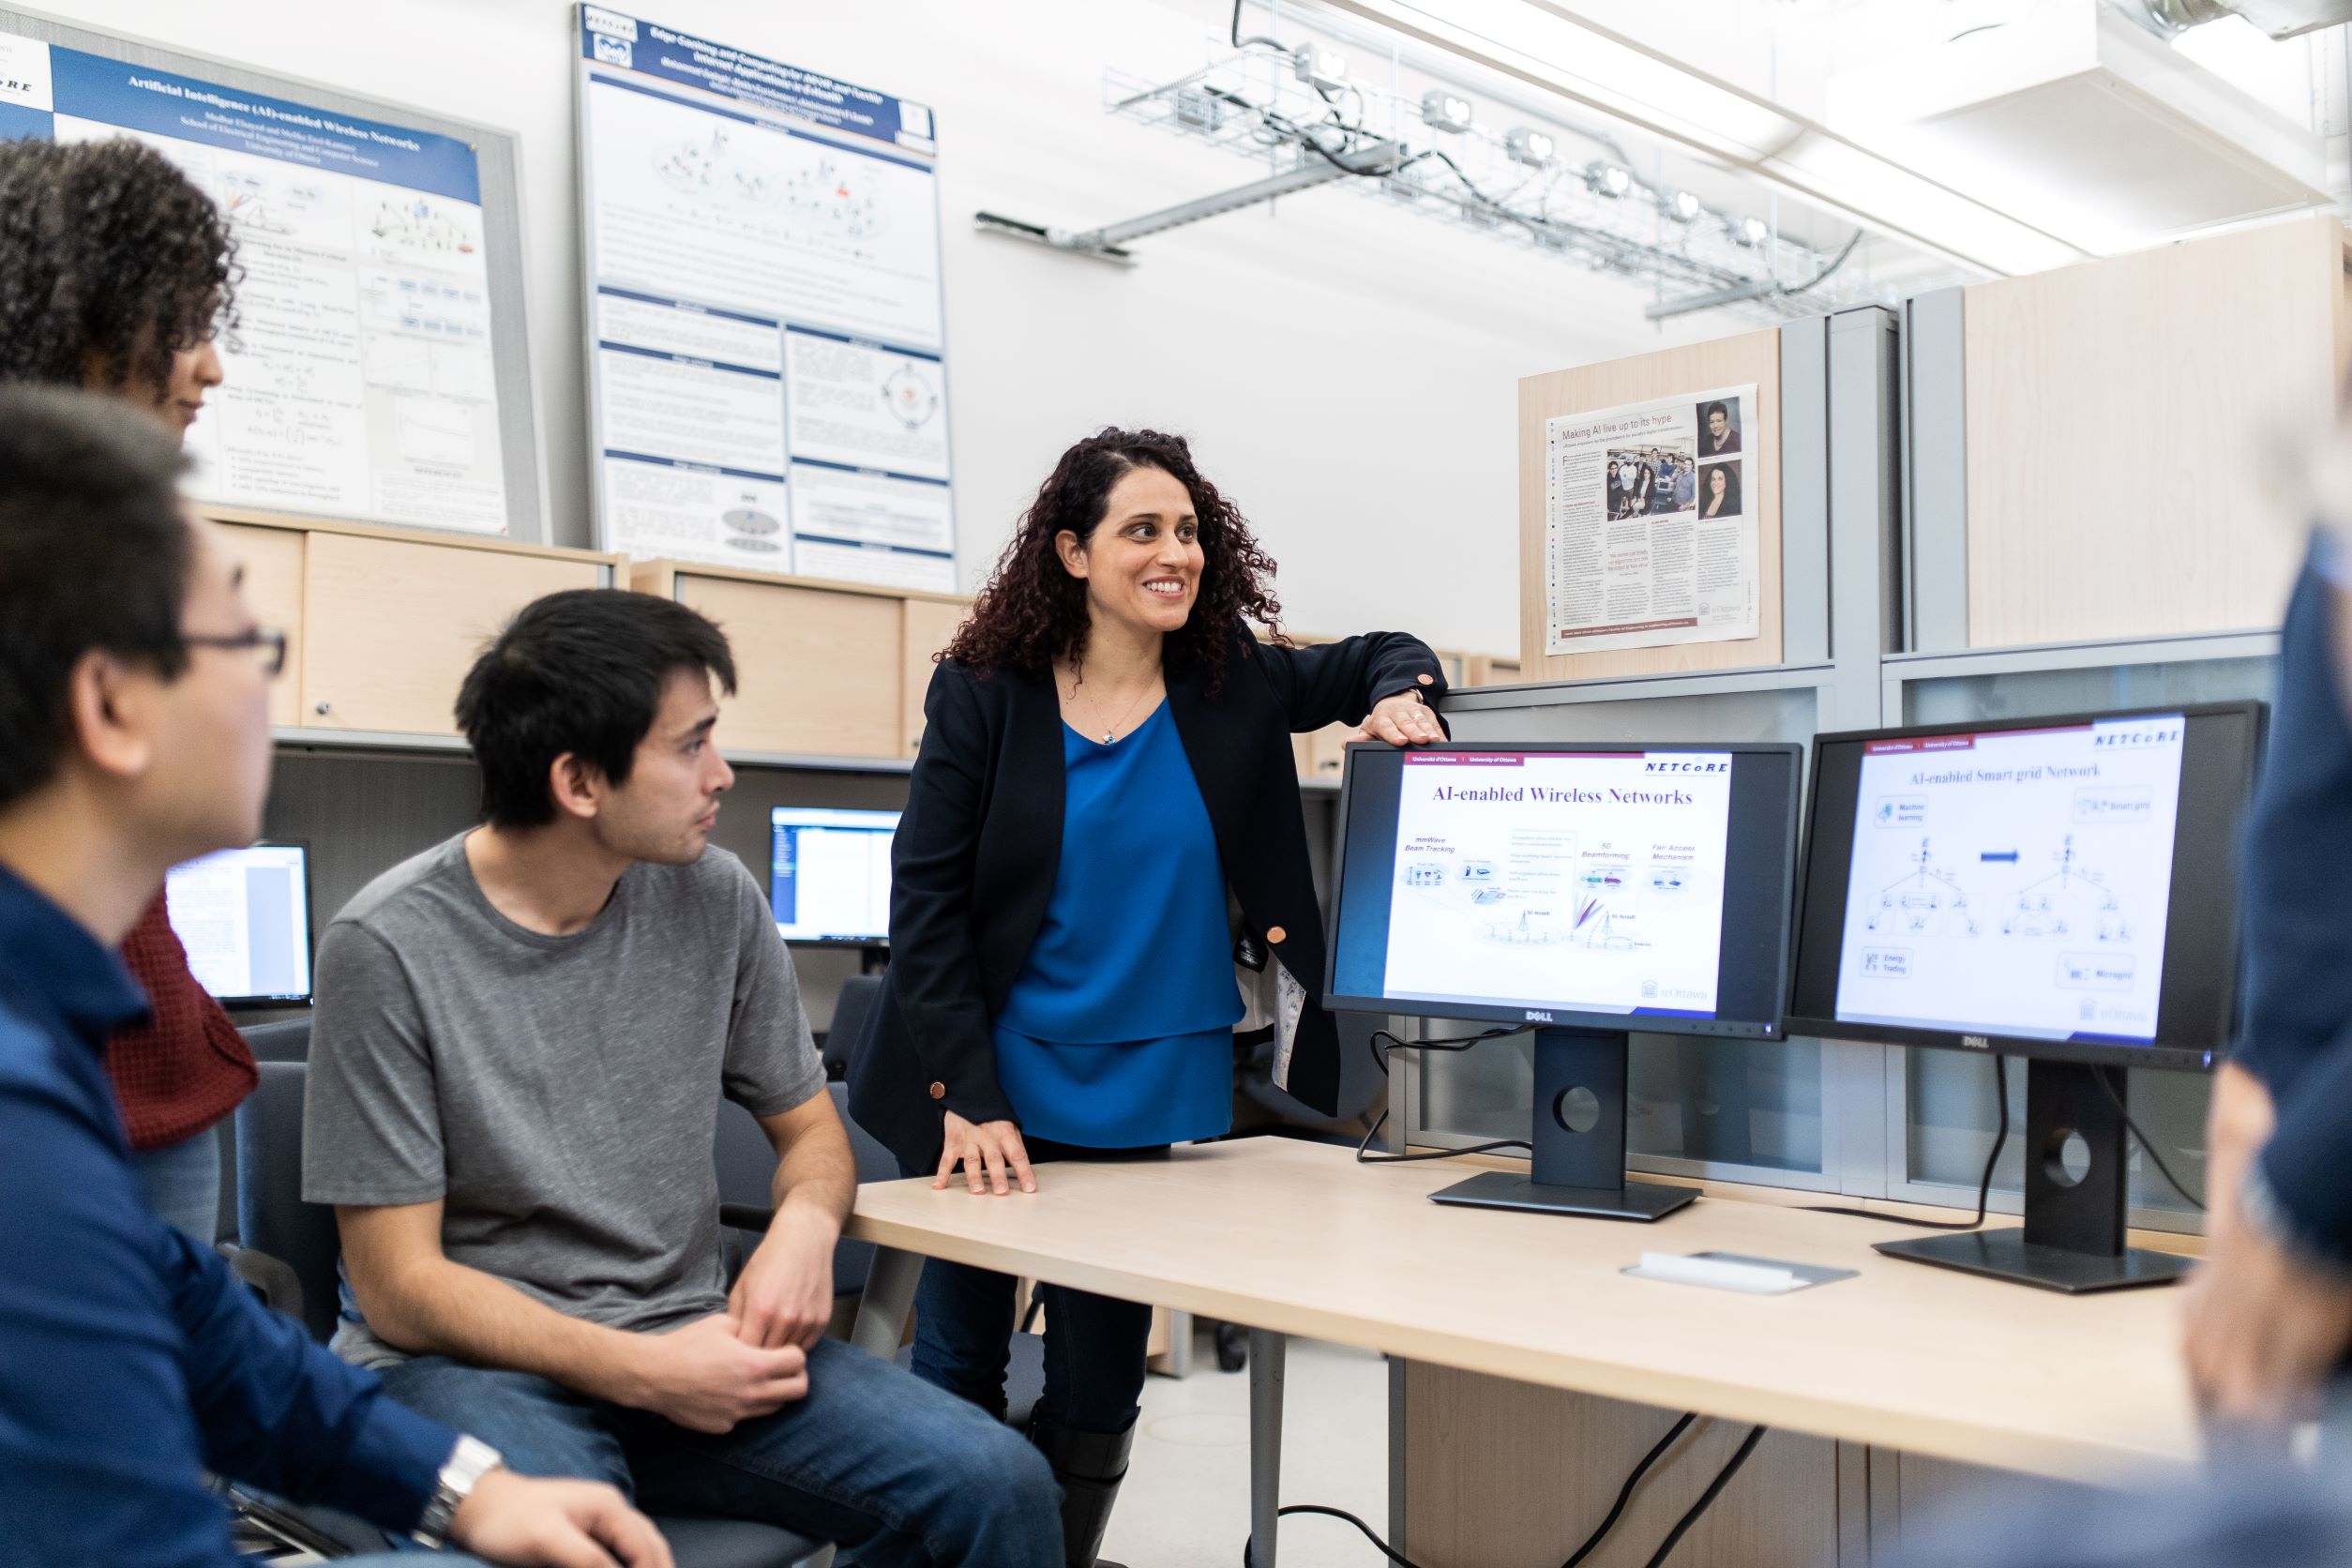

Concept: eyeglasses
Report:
left=184, top=626, right=288, bottom=678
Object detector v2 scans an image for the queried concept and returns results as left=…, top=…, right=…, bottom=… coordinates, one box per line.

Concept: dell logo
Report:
left=1525, top=1009, right=1554, bottom=1023
left=1962, top=1034, right=1990, bottom=1050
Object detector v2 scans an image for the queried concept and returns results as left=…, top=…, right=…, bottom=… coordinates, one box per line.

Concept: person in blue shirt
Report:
left=2183, top=528, right=2352, bottom=1426
left=847, top=427, right=1448, bottom=1566
left=0, top=385, right=671, bottom=1568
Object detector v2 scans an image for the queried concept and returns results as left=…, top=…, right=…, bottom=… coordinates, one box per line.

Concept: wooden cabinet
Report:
left=198, top=508, right=624, bottom=739
left=1959, top=213, right=2346, bottom=646
left=213, top=521, right=307, bottom=729
left=633, top=561, right=970, bottom=760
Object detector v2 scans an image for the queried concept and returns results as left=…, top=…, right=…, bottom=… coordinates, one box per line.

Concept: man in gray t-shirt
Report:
left=303, top=589, right=1058, bottom=1568
left=307, top=835, right=820, bottom=1365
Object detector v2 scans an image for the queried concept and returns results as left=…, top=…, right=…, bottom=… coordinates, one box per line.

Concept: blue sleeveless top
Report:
left=993, top=703, right=1244, bottom=1147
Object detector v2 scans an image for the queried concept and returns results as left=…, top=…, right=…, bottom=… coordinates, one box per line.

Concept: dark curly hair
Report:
left=0, top=138, right=238, bottom=400
left=944, top=429, right=1285, bottom=693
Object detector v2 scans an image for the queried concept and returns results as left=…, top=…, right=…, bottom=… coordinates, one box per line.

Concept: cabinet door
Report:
left=301, top=533, right=603, bottom=735
left=898, top=598, right=969, bottom=757
left=214, top=522, right=306, bottom=728
left=675, top=575, right=903, bottom=757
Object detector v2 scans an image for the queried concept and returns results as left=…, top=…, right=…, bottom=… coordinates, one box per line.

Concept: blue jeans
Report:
left=130, top=1125, right=222, bottom=1244
left=379, top=1338, right=1061, bottom=1567
left=905, top=1139, right=1157, bottom=1436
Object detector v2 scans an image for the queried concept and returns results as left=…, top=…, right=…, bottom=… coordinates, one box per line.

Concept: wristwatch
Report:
left=413, top=1434, right=504, bottom=1548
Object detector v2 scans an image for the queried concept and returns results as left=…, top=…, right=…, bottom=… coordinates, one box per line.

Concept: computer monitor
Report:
left=1786, top=701, right=2266, bottom=1292
left=163, top=842, right=314, bottom=1008
left=1326, top=740, right=1804, bottom=1221
left=769, top=807, right=898, bottom=950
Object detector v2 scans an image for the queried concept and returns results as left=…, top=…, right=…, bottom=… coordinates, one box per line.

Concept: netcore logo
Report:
left=1644, top=759, right=1728, bottom=774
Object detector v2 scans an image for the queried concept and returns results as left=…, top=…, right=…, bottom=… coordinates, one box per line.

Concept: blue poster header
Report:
left=49, top=47, right=482, bottom=205
left=579, top=7, right=934, bottom=154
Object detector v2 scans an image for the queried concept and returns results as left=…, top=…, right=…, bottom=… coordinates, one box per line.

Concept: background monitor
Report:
left=1784, top=701, right=2265, bottom=1291
left=770, top=807, right=899, bottom=945
left=1324, top=740, right=1803, bottom=1221
left=1786, top=702, right=2265, bottom=1070
left=164, top=842, right=314, bottom=1008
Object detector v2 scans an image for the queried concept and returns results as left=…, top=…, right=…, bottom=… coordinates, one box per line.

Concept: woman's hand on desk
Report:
left=937, top=1110, right=1036, bottom=1196
left=2182, top=1198, right=2352, bottom=1430
left=1351, top=690, right=1445, bottom=748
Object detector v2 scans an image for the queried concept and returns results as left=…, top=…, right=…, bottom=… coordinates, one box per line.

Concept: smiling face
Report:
left=1054, top=462, right=1204, bottom=643
left=1708, top=409, right=1729, bottom=444
left=1709, top=466, right=1728, bottom=502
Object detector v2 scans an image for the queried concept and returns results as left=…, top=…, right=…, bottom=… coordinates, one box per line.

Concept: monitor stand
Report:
left=1427, top=1028, right=1696, bottom=1222
left=1875, top=1059, right=2191, bottom=1294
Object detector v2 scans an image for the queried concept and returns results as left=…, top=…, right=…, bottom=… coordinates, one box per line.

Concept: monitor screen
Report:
left=163, top=843, right=314, bottom=1007
left=1787, top=702, right=2265, bottom=1069
left=1325, top=743, right=1802, bottom=1037
left=769, top=807, right=899, bottom=944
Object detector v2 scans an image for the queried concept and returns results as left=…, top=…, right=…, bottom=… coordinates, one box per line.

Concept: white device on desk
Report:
left=1323, top=740, right=1804, bottom=1221
left=164, top=842, right=314, bottom=1008
left=1787, top=701, right=2266, bottom=1293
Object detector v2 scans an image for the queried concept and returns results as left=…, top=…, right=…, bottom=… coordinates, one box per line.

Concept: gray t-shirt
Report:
left=302, top=832, right=823, bottom=1368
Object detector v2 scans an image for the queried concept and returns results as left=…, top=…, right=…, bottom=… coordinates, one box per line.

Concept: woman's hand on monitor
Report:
left=1355, top=689, right=1444, bottom=749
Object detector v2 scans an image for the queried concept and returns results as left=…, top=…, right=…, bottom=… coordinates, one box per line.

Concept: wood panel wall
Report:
left=1518, top=329, right=1785, bottom=681
left=1961, top=213, right=2347, bottom=647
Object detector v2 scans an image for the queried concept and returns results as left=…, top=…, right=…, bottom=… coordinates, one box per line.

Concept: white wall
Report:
left=46, top=0, right=1717, bottom=654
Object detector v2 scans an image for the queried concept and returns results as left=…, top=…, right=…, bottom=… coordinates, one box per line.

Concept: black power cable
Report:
left=1806, top=1055, right=2010, bottom=1231
left=1563, top=1411, right=1697, bottom=1567
left=1356, top=1024, right=1534, bottom=1164
left=1640, top=1425, right=1768, bottom=1568
left=1240, top=1411, right=1712, bottom=1568
left=1230, top=0, right=1283, bottom=52
left=2091, top=1068, right=2207, bottom=1212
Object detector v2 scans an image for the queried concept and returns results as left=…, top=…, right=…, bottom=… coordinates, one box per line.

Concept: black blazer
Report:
left=846, top=626, right=1448, bottom=1171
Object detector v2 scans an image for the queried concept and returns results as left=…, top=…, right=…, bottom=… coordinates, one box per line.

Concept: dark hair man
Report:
left=304, top=590, right=1062, bottom=1564
left=0, top=387, right=671, bottom=1567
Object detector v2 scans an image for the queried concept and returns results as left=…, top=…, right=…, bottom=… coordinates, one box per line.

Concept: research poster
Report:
left=576, top=8, right=957, bottom=588
left=1833, top=715, right=2187, bottom=1043
left=1544, top=384, right=1757, bottom=655
left=1380, top=750, right=1735, bottom=1018
left=0, top=31, right=510, bottom=533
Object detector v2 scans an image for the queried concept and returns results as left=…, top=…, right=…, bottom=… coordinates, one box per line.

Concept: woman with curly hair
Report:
left=0, top=135, right=255, bottom=1244
left=847, top=428, right=1447, bottom=1566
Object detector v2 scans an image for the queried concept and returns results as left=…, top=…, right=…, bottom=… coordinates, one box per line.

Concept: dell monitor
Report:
left=1787, top=701, right=2265, bottom=1292
left=163, top=842, right=315, bottom=1008
left=1326, top=740, right=1804, bottom=1221
left=770, top=807, right=898, bottom=957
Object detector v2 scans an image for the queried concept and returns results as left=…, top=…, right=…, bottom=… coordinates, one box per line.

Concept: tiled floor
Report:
left=1103, top=1331, right=1392, bottom=1568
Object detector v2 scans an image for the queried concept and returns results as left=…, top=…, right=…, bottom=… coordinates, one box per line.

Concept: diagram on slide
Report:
left=882, top=363, right=940, bottom=430
left=1834, top=718, right=2184, bottom=1042
left=1863, top=837, right=1980, bottom=938
left=2000, top=835, right=2129, bottom=942
left=367, top=195, right=478, bottom=256
left=1379, top=753, right=1732, bottom=1014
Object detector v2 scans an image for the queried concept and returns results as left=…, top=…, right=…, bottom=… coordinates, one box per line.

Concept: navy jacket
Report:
left=847, top=626, right=1446, bottom=1172
left=0, top=864, right=454, bottom=1565
left=2239, top=546, right=2352, bottom=1261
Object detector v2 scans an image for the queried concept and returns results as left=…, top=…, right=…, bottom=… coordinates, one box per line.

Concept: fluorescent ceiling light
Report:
left=1314, top=0, right=2092, bottom=276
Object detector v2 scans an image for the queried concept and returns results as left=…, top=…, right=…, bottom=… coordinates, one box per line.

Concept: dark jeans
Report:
left=904, top=1138, right=1160, bottom=1436
left=380, top=1337, right=1061, bottom=1567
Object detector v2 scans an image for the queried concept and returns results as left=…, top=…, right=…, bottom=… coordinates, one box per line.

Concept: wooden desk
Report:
left=846, top=1138, right=2198, bottom=1566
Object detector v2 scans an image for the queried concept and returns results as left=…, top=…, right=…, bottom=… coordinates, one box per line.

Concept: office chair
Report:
left=819, top=975, right=882, bottom=1079
left=230, top=1060, right=832, bottom=1568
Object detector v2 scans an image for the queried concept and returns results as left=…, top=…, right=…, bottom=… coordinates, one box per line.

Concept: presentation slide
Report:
left=1833, top=715, right=2185, bottom=1042
left=771, top=808, right=897, bottom=942
left=1380, top=751, right=1734, bottom=1017
left=579, top=10, right=956, bottom=587
left=165, top=845, right=311, bottom=1003
left=0, top=35, right=509, bottom=532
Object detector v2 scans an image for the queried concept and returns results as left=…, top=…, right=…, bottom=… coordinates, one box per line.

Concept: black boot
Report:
left=1028, top=1410, right=1136, bottom=1568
